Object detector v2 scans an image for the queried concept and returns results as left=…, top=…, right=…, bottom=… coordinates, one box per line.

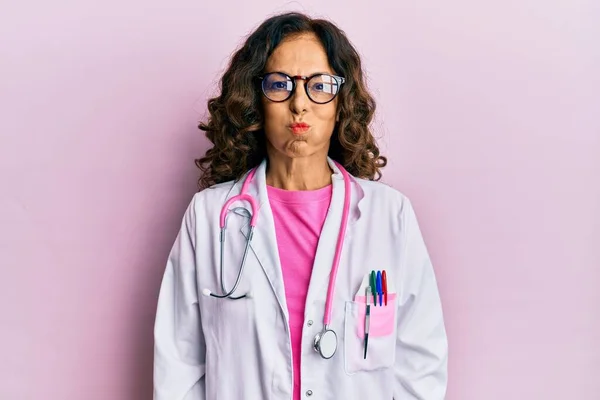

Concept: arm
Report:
left=154, top=198, right=206, bottom=400
left=393, top=198, right=448, bottom=399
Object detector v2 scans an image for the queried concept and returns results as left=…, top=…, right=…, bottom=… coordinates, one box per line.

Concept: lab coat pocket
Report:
left=344, top=294, right=397, bottom=374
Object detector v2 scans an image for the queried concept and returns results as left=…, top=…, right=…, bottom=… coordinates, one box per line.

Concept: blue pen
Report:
left=376, top=270, right=382, bottom=306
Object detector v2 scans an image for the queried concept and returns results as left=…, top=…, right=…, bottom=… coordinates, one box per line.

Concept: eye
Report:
left=311, top=82, right=325, bottom=92
left=269, top=81, right=288, bottom=90
left=263, top=73, right=291, bottom=92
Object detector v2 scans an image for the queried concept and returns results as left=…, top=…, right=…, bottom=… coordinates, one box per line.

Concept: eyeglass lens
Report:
left=262, top=73, right=342, bottom=103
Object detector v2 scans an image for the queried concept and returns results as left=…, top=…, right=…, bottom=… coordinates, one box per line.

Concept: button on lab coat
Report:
left=154, top=157, right=448, bottom=399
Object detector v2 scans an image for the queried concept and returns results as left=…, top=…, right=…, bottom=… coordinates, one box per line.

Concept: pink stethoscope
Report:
left=202, top=161, right=351, bottom=359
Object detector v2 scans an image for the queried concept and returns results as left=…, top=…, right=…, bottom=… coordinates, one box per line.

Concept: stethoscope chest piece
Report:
left=313, top=327, right=337, bottom=359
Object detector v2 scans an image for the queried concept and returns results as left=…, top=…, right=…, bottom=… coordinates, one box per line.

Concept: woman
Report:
left=154, top=12, right=448, bottom=400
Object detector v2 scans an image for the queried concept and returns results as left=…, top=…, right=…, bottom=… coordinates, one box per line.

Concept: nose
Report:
left=289, top=77, right=309, bottom=114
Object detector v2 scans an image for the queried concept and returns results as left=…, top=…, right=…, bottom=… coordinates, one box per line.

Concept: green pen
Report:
left=370, top=271, right=377, bottom=306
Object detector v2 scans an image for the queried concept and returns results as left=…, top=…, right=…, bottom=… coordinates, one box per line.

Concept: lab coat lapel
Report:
left=304, top=158, right=347, bottom=311
left=244, top=159, right=290, bottom=318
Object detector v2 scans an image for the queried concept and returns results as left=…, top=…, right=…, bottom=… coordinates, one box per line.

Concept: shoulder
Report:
left=193, top=180, right=236, bottom=203
left=352, top=176, right=414, bottom=216
left=183, top=179, right=238, bottom=221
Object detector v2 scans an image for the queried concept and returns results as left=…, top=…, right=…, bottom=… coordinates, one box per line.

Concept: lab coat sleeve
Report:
left=154, top=198, right=206, bottom=400
left=393, top=198, right=448, bottom=400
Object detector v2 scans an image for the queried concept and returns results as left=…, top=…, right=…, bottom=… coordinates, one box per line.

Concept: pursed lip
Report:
left=289, top=122, right=311, bottom=134
left=289, top=122, right=310, bottom=128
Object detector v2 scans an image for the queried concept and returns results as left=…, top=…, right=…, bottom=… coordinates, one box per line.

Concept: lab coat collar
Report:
left=240, top=156, right=365, bottom=322
left=245, top=156, right=364, bottom=224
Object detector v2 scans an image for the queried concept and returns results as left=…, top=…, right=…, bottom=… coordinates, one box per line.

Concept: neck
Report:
left=265, top=153, right=332, bottom=191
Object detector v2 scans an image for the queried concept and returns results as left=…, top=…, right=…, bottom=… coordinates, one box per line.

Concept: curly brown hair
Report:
left=195, top=12, right=387, bottom=190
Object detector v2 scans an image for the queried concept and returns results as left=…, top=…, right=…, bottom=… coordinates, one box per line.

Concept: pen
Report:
left=364, top=286, right=370, bottom=359
left=382, top=270, right=388, bottom=306
left=370, top=271, right=377, bottom=306
left=376, top=270, right=382, bottom=306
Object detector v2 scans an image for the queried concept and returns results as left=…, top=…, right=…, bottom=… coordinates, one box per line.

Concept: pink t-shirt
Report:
left=267, top=183, right=332, bottom=400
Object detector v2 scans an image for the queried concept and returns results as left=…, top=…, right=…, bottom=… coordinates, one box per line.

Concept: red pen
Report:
left=382, top=270, right=388, bottom=306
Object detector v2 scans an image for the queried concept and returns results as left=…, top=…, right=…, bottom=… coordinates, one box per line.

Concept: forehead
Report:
left=265, top=33, right=333, bottom=75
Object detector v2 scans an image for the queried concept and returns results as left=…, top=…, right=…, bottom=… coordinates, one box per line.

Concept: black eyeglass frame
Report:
left=257, top=72, right=346, bottom=104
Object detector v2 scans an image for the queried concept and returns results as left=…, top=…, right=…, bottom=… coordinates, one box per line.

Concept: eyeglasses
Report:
left=258, top=72, right=346, bottom=104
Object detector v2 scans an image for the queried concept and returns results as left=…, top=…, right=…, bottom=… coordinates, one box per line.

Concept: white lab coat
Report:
left=154, top=157, right=448, bottom=400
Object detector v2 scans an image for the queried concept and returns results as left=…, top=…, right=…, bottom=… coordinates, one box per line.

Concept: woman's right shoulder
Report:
left=187, top=179, right=238, bottom=217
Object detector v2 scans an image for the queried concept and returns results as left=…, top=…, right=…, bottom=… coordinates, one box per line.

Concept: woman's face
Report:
left=261, top=33, right=338, bottom=161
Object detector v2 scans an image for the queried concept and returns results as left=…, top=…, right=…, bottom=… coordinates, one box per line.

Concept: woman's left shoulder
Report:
left=353, top=177, right=412, bottom=212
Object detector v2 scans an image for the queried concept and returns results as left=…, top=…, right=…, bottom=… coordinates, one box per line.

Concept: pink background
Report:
left=1, top=1, right=598, bottom=399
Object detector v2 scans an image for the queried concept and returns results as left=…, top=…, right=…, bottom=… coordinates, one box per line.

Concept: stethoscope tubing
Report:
left=207, top=161, right=351, bottom=331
